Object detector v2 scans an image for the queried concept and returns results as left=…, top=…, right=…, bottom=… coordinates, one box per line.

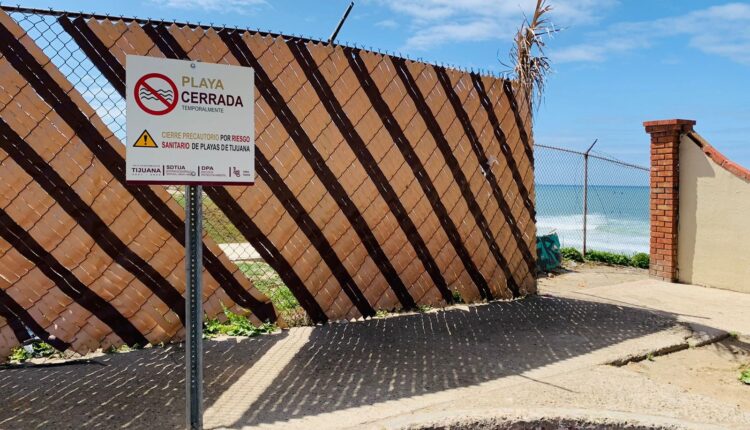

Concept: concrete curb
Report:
left=607, top=323, right=730, bottom=367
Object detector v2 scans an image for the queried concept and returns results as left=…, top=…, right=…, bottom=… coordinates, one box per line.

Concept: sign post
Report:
left=126, top=55, right=255, bottom=430
left=185, top=183, right=203, bottom=429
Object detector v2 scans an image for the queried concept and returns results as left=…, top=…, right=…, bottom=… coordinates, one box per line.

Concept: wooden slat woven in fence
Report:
left=0, top=10, right=536, bottom=360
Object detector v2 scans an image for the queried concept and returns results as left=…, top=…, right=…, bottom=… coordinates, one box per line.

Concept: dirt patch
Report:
left=393, top=409, right=703, bottom=430
left=624, top=336, right=750, bottom=410
left=408, top=420, right=676, bottom=430
left=539, top=261, right=648, bottom=291
left=409, top=418, right=675, bottom=430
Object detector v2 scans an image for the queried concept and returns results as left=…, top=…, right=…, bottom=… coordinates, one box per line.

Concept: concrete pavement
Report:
left=541, top=277, right=750, bottom=337
left=1, top=273, right=748, bottom=429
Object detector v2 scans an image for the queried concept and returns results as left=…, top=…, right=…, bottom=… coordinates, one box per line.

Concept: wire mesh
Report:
left=6, top=9, right=305, bottom=326
left=534, top=144, right=650, bottom=255
left=534, top=145, right=585, bottom=250
left=585, top=153, right=650, bottom=255
left=13, top=11, right=127, bottom=141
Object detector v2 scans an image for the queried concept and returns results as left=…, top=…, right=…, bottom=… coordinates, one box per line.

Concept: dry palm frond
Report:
left=506, top=0, right=558, bottom=113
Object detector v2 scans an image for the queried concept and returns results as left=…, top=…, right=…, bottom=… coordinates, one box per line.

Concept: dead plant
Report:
left=506, top=0, right=558, bottom=113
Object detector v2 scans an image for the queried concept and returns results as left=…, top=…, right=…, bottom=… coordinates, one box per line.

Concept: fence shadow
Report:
left=0, top=334, right=286, bottom=429
left=0, top=295, right=678, bottom=429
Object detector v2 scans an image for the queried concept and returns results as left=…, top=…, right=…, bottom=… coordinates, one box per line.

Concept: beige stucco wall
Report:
left=678, top=135, right=750, bottom=293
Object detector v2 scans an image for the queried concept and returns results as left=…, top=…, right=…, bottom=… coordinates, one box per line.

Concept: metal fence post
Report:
left=328, top=1, right=354, bottom=44
left=582, top=139, right=597, bottom=256
left=185, top=185, right=203, bottom=430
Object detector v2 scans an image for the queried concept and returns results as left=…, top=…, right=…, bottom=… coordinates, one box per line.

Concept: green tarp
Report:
left=536, top=233, right=561, bottom=272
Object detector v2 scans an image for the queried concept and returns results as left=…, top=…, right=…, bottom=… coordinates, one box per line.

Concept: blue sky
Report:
left=9, top=0, right=750, bottom=167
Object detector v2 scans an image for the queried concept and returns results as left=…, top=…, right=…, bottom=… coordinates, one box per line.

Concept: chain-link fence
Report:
left=535, top=144, right=650, bottom=256
left=4, top=8, right=307, bottom=328
left=2, top=4, right=540, bottom=357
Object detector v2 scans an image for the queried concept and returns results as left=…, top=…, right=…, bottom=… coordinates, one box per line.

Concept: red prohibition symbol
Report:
left=134, top=73, right=179, bottom=115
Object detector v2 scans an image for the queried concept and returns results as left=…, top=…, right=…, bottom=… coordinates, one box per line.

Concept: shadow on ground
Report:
left=0, top=295, right=677, bottom=429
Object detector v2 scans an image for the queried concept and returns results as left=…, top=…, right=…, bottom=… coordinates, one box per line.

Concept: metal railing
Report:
left=534, top=143, right=650, bottom=256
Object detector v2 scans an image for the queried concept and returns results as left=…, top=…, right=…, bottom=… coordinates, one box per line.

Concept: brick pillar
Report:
left=643, top=119, right=695, bottom=281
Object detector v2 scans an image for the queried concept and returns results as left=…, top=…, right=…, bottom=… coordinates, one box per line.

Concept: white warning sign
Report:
left=126, top=55, right=254, bottom=185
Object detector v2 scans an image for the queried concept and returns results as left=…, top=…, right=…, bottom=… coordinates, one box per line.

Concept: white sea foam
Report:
left=537, top=213, right=607, bottom=232
left=537, top=212, right=649, bottom=254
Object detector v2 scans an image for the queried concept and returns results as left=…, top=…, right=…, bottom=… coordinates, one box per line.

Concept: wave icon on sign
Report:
left=139, top=88, right=174, bottom=103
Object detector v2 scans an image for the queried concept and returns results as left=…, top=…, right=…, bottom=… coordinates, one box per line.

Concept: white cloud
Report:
left=554, top=3, right=750, bottom=65
left=552, top=45, right=606, bottom=63
left=552, top=37, right=648, bottom=63
left=378, top=0, right=615, bottom=25
left=373, top=0, right=618, bottom=50
left=155, top=0, right=267, bottom=13
left=375, top=19, right=398, bottom=28
left=405, top=19, right=504, bottom=50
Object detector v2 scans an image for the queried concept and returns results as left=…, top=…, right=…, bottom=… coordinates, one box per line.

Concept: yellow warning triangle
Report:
left=133, top=130, right=158, bottom=148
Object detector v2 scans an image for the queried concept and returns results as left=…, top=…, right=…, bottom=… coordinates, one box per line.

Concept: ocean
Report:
left=535, top=184, right=650, bottom=255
